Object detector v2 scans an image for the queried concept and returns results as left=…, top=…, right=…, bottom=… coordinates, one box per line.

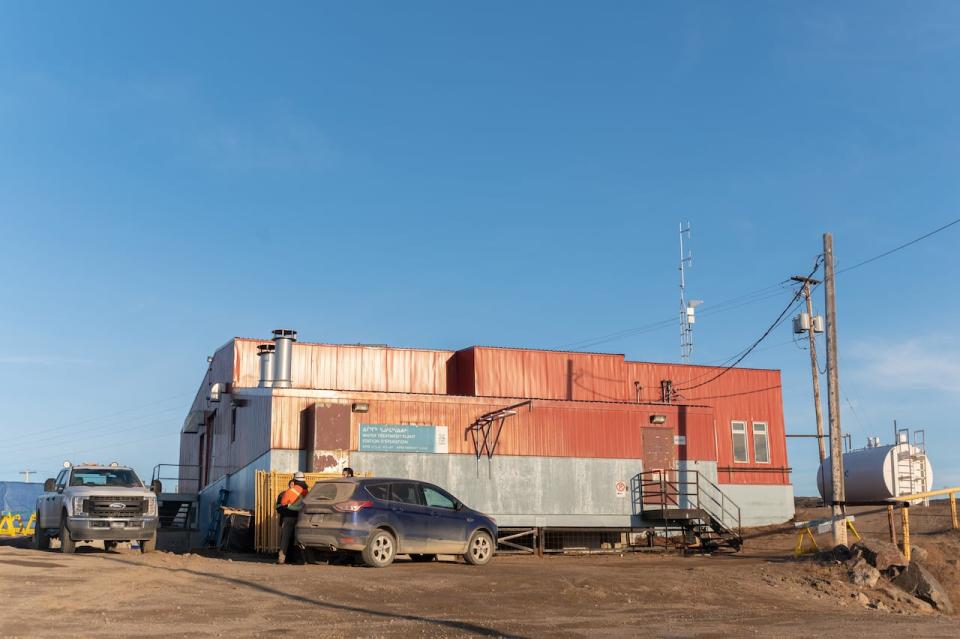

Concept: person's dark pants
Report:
left=279, top=516, right=298, bottom=563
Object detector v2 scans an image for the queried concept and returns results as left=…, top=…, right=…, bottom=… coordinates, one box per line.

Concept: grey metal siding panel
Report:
left=349, top=452, right=645, bottom=528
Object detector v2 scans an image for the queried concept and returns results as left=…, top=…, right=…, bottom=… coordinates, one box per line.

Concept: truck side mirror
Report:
left=44, top=478, right=56, bottom=492
left=150, top=479, right=163, bottom=494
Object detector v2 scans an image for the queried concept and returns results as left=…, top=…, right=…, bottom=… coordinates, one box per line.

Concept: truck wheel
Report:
left=59, top=520, right=76, bottom=554
left=463, top=530, right=494, bottom=566
left=361, top=529, right=396, bottom=568
left=32, top=513, right=49, bottom=550
left=104, top=541, right=117, bottom=551
left=139, top=535, right=156, bottom=553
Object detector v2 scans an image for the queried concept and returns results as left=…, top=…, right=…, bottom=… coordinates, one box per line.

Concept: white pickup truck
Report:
left=32, top=462, right=159, bottom=553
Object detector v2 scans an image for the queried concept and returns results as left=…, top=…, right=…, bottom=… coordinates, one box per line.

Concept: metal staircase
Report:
left=632, top=469, right=743, bottom=552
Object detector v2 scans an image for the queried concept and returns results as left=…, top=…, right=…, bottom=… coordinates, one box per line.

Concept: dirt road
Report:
left=1, top=504, right=957, bottom=638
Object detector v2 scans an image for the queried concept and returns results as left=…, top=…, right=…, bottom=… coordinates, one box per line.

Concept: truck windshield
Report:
left=69, top=469, right=142, bottom=488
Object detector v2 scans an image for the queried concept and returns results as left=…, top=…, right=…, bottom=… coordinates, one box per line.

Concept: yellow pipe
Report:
left=892, top=485, right=960, bottom=501
left=951, top=492, right=958, bottom=530
left=901, top=506, right=911, bottom=562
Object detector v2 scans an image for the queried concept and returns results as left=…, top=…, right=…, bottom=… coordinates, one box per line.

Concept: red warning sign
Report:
left=615, top=480, right=627, bottom=498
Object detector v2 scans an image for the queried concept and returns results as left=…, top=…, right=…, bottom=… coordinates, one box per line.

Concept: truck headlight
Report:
left=72, top=497, right=86, bottom=515
left=145, top=497, right=157, bottom=516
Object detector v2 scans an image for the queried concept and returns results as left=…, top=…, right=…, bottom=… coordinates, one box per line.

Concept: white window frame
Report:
left=731, top=421, right=749, bottom=463
left=752, top=421, right=770, bottom=464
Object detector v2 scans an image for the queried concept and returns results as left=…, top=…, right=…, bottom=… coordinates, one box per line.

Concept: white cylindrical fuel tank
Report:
left=817, top=444, right=933, bottom=502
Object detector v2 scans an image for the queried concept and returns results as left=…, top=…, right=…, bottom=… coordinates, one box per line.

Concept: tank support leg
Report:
left=951, top=492, right=958, bottom=530
left=886, top=505, right=897, bottom=545
left=900, top=505, right=910, bottom=562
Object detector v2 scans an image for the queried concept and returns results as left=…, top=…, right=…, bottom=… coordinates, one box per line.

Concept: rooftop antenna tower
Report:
left=679, top=222, right=703, bottom=362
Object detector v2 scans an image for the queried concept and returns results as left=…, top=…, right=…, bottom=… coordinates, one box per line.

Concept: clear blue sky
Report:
left=2, top=2, right=958, bottom=495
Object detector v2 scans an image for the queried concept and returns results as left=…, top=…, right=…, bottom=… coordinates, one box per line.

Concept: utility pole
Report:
left=19, top=470, right=37, bottom=482
left=790, top=275, right=827, bottom=465
left=823, top=233, right=847, bottom=547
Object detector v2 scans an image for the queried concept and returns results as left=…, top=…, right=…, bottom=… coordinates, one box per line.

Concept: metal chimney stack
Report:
left=271, top=329, right=297, bottom=389
left=257, top=343, right=276, bottom=388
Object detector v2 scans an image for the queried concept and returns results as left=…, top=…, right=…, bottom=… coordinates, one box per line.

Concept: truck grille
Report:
left=82, top=496, right=146, bottom=517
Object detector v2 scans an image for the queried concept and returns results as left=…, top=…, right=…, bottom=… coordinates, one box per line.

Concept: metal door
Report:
left=420, top=484, right=468, bottom=553
left=43, top=469, right=68, bottom=528
left=388, top=482, right=429, bottom=553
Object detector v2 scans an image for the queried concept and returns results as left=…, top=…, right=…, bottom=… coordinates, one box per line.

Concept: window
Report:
left=365, top=483, right=390, bottom=501
left=390, top=482, right=423, bottom=506
left=55, top=470, right=68, bottom=490
left=422, top=486, right=456, bottom=510
left=69, top=469, right=143, bottom=488
left=307, top=482, right=355, bottom=502
left=753, top=422, right=770, bottom=464
left=731, top=421, right=748, bottom=463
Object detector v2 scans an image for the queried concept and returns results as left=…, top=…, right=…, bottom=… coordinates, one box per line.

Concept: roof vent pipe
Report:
left=272, top=329, right=297, bottom=388
left=257, top=343, right=276, bottom=388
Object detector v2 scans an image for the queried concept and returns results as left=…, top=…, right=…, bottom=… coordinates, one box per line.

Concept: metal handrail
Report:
left=151, top=463, right=201, bottom=494
left=636, top=469, right=742, bottom=538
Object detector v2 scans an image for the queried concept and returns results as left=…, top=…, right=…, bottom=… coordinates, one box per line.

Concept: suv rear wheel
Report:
left=31, top=512, right=49, bottom=550
left=361, top=529, right=396, bottom=568
left=463, top=530, right=493, bottom=566
left=59, top=517, right=76, bottom=554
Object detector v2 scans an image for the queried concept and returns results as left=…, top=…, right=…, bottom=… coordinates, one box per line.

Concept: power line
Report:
left=836, top=216, right=960, bottom=275
left=559, top=285, right=792, bottom=351
left=1, top=403, right=187, bottom=447
left=557, top=215, right=960, bottom=353
left=0, top=391, right=193, bottom=444
left=0, top=416, right=182, bottom=458
left=673, top=260, right=821, bottom=393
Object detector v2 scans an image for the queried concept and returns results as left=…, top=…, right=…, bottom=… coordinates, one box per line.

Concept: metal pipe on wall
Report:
left=272, top=329, right=297, bottom=389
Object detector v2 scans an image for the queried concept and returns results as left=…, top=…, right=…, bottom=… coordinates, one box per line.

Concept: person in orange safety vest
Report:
left=275, top=471, right=308, bottom=564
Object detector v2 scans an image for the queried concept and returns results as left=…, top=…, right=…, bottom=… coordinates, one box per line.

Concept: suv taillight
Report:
left=332, top=500, right=373, bottom=513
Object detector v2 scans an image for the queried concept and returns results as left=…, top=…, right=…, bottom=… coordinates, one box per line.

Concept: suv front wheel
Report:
left=463, top=530, right=493, bottom=566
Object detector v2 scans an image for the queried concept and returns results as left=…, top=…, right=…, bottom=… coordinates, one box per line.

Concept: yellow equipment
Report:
left=0, top=512, right=35, bottom=537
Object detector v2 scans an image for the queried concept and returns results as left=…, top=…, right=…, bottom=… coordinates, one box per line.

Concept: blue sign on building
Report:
left=359, top=424, right=449, bottom=454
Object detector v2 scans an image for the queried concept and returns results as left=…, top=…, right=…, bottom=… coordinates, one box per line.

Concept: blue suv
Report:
left=295, top=478, right=497, bottom=568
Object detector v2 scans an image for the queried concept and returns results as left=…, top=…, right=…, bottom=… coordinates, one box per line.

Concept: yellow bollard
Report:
left=951, top=492, right=958, bottom=530
left=901, top=505, right=911, bottom=562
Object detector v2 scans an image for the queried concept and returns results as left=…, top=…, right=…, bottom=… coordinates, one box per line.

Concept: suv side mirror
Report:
left=44, top=478, right=56, bottom=492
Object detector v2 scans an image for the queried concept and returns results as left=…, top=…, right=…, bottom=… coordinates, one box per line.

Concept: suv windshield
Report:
left=69, top=468, right=142, bottom=488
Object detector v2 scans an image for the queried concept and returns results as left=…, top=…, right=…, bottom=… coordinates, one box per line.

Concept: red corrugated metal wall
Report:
left=462, top=347, right=788, bottom=485
left=225, top=339, right=788, bottom=485
left=298, top=392, right=717, bottom=461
